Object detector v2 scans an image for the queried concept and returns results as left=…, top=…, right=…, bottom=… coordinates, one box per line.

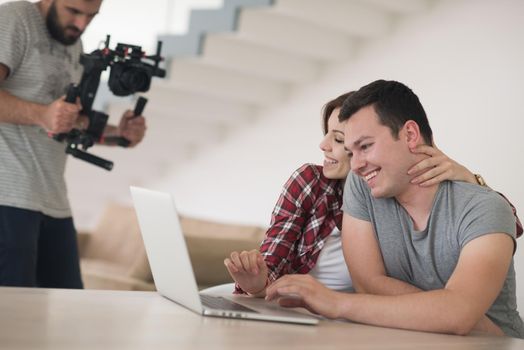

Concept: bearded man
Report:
left=0, top=0, right=147, bottom=288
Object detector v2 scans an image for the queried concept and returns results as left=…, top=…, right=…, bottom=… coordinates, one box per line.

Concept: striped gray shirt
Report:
left=0, top=1, right=83, bottom=217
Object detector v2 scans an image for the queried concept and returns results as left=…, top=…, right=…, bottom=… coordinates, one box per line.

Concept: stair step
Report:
left=202, top=33, right=320, bottom=84
left=160, top=0, right=274, bottom=57
left=236, top=8, right=355, bottom=62
left=273, top=0, right=392, bottom=38
left=357, top=0, right=431, bottom=14
left=167, top=58, right=290, bottom=105
left=143, top=84, right=258, bottom=124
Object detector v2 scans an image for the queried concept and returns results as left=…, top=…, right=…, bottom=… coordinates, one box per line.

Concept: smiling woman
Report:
left=318, top=94, right=352, bottom=180
left=220, top=90, right=520, bottom=298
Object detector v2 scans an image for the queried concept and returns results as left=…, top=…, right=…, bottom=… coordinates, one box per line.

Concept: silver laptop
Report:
left=130, top=186, right=319, bottom=325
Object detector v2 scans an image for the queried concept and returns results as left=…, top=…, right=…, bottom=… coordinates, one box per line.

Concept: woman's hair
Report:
left=321, top=91, right=354, bottom=134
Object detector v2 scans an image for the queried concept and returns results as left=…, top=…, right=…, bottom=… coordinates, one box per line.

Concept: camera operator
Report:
left=0, top=0, right=147, bottom=288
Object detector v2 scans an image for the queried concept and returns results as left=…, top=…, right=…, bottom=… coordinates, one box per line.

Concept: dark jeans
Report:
left=0, top=205, right=83, bottom=288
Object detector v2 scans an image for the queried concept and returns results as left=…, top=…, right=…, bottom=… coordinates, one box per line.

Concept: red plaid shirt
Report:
left=235, top=164, right=343, bottom=293
left=235, top=164, right=523, bottom=294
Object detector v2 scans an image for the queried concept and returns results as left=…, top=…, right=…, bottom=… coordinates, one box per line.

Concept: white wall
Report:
left=0, top=0, right=223, bottom=52
left=151, top=0, right=524, bottom=310
left=81, top=0, right=223, bottom=52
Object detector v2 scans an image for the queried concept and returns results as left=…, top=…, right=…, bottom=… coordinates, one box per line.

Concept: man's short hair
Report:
left=339, top=80, right=433, bottom=145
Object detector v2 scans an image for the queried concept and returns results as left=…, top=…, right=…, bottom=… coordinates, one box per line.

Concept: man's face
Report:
left=344, top=105, right=414, bottom=199
left=46, top=0, right=102, bottom=45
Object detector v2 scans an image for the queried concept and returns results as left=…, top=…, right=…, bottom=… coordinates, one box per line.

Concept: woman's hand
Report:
left=408, top=145, right=477, bottom=187
left=224, top=250, right=268, bottom=297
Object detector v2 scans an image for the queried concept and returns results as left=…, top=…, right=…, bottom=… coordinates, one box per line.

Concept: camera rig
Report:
left=54, top=35, right=166, bottom=170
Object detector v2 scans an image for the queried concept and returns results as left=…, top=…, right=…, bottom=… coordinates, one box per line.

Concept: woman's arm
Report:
left=408, top=145, right=477, bottom=186
left=408, top=145, right=522, bottom=238
left=228, top=164, right=321, bottom=295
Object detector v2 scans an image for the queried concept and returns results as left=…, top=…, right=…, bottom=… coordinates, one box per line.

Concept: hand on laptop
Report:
left=265, top=274, right=342, bottom=319
left=224, top=250, right=269, bottom=297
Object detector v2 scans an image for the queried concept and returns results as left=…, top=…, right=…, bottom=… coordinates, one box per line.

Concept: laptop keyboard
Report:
left=200, top=294, right=259, bottom=313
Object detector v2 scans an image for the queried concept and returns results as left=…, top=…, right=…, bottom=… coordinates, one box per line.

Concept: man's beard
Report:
left=46, top=2, right=82, bottom=46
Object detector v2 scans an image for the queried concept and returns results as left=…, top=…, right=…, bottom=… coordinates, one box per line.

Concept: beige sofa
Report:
left=77, top=203, right=267, bottom=291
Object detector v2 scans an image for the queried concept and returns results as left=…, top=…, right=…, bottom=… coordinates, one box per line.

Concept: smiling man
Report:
left=265, top=80, right=524, bottom=338
left=0, top=0, right=147, bottom=289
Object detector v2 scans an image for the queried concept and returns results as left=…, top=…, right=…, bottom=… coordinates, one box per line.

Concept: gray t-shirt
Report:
left=343, top=171, right=524, bottom=338
left=0, top=1, right=83, bottom=217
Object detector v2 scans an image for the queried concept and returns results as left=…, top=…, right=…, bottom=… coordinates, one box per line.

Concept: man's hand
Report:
left=265, top=274, right=343, bottom=318
left=117, top=110, right=146, bottom=147
left=224, top=250, right=269, bottom=297
left=41, top=95, right=81, bottom=134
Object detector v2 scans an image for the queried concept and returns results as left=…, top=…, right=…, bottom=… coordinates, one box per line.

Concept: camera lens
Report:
left=120, top=68, right=149, bottom=92
left=109, top=62, right=151, bottom=96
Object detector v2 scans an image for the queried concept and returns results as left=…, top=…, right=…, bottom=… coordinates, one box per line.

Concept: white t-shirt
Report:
left=309, top=227, right=353, bottom=292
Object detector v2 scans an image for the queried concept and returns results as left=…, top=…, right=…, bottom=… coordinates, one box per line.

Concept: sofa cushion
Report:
left=128, top=248, right=153, bottom=283
left=79, top=204, right=267, bottom=291
left=179, top=216, right=266, bottom=288
left=179, top=216, right=264, bottom=241
left=81, top=203, right=145, bottom=269
left=81, top=258, right=155, bottom=291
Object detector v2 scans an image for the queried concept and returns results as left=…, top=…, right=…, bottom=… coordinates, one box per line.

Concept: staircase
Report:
left=66, top=0, right=434, bottom=228
left=105, top=0, right=432, bottom=166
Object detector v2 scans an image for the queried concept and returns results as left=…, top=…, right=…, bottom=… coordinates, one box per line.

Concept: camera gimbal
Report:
left=54, top=35, right=166, bottom=170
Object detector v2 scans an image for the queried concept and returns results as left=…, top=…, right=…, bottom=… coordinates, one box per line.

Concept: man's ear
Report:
left=403, top=120, right=422, bottom=148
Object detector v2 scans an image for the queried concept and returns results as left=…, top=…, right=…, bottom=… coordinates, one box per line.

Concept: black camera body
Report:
left=108, top=43, right=158, bottom=96
left=55, top=35, right=166, bottom=170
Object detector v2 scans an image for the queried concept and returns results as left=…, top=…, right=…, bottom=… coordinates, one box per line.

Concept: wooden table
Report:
left=0, top=287, right=522, bottom=349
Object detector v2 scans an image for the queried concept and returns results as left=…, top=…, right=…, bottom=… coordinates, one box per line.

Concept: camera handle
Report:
left=54, top=83, right=114, bottom=171
left=65, top=83, right=78, bottom=103
left=104, top=96, right=148, bottom=148
left=65, top=143, right=114, bottom=171
left=51, top=84, right=79, bottom=142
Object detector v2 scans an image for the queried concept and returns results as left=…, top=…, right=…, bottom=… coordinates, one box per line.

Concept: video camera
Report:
left=54, top=35, right=166, bottom=170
